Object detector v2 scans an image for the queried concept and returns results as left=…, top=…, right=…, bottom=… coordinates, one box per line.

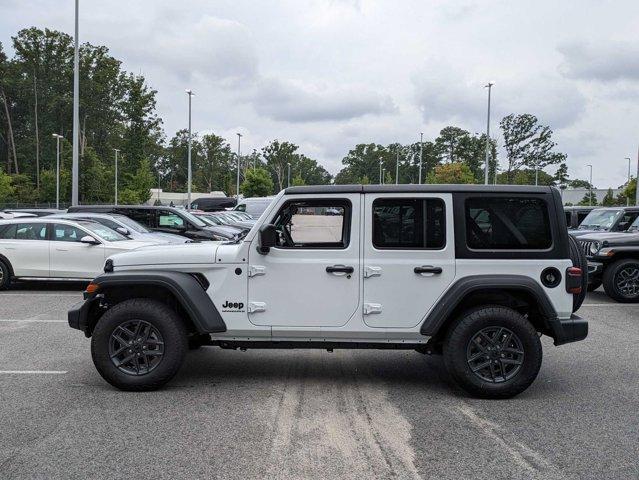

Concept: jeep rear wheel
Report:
left=603, top=259, right=639, bottom=303
left=568, top=235, right=587, bottom=311
left=443, top=306, right=542, bottom=399
left=91, top=299, right=188, bottom=391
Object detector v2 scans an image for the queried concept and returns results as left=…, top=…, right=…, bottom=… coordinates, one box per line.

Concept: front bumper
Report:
left=587, top=261, right=603, bottom=282
left=68, top=295, right=99, bottom=336
left=548, top=314, right=588, bottom=346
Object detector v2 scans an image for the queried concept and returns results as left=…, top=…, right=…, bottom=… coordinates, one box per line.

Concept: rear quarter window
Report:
left=465, top=197, right=552, bottom=250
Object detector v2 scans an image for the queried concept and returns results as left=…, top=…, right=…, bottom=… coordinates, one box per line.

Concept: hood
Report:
left=109, top=240, right=158, bottom=250
left=109, top=241, right=220, bottom=267
left=577, top=232, right=639, bottom=246
left=569, top=228, right=609, bottom=237
left=204, top=225, right=242, bottom=238
left=141, top=232, right=190, bottom=244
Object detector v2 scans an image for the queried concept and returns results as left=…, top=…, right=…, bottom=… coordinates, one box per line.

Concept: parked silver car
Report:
left=49, top=213, right=188, bottom=244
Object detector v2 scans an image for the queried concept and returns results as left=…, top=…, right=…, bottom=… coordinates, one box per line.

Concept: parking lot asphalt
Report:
left=0, top=285, right=637, bottom=480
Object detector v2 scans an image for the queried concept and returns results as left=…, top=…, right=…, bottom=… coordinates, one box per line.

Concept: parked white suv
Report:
left=69, top=185, right=588, bottom=398
left=0, top=218, right=155, bottom=288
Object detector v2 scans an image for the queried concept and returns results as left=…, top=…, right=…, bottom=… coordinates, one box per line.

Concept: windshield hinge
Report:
left=363, top=303, right=382, bottom=315
left=364, top=266, right=382, bottom=278
left=248, top=302, right=266, bottom=313
left=248, top=265, right=266, bottom=277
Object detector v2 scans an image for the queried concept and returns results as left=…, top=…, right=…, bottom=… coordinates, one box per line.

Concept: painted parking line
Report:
left=582, top=303, right=638, bottom=307
left=0, top=319, right=66, bottom=323
left=0, top=293, right=81, bottom=297
left=0, top=370, right=67, bottom=374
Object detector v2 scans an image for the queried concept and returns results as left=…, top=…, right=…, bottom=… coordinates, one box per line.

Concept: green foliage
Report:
left=570, top=179, right=594, bottom=189
left=359, top=175, right=370, bottom=185
left=291, top=174, right=306, bottom=186
left=601, top=188, right=616, bottom=207
left=9, top=174, right=37, bottom=203
left=39, top=168, right=70, bottom=203
left=496, top=169, right=555, bottom=186
left=241, top=168, right=273, bottom=198
left=500, top=114, right=565, bottom=183
left=129, top=158, right=154, bottom=203
left=0, top=170, right=14, bottom=202
left=623, top=177, right=637, bottom=205
left=554, top=163, right=570, bottom=187
left=427, top=162, right=475, bottom=184
left=118, top=188, right=142, bottom=205
left=578, top=191, right=598, bottom=206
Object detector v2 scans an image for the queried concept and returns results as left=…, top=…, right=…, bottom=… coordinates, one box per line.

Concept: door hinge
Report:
left=248, top=265, right=266, bottom=277
left=364, top=266, right=382, bottom=278
left=248, top=302, right=266, bottom=313
left=363, top=303, right=382, bottom=315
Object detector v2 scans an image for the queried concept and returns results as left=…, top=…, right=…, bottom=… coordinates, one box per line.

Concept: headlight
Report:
left=589, top=241, right=601, bottom=255
left=212, top=235, right=225, bottom=241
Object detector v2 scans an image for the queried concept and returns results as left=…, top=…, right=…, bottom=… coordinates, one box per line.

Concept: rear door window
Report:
left=372, top=198, right=445, bottom=249
left=465, top=197, right=552, bottom=250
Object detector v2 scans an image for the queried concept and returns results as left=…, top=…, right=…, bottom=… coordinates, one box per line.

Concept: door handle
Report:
left=326, top=265, right=354, bottom=274
left=414, top=266, right=442, bottom=275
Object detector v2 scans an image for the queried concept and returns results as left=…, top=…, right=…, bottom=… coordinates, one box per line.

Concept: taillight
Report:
left=566, top=267, right=582, bottom=294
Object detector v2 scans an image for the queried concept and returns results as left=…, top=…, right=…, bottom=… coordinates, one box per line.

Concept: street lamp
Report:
left=52, top=134, right=63, bottom=209
left=626, top=157, right=632, bottom=206
left=236, top=133, right=242, bottom=199
left=382, top=168, right=385, bottom=185
left=71, top=0, right=80, bottom=206
left=379, top=158, right=383, bottom=184
left=587, top=164, right=593, bottom=206
left=185, top=89, right=194, bottom=209
left=113, top=149, right=120, bottom=205
left=395, top=149, right=399, bottom=185
left=287, top=162, right=291, bottom=188
left=419, top=132, right=424, bottom=184
left=484, top=82, right=494, bottom=185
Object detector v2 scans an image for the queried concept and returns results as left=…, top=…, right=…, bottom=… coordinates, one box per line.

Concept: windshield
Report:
left=80, top=222, right=128, bottom=241
left=113, top=215, right=149, bottom=233
left=578, top=209, right=622, bottom=230
left=628, top=216, right=639, bottom=232
left=180, top=210, right=207, bottom=227
left=203, top=215, right=224, bottom=225
left=197, top=215, right=216, bottom=226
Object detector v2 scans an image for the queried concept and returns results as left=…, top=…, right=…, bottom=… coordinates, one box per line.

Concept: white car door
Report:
left=0, top=222, right=50, bottom=277
left=49, top=223, right=105, bottom=278
left=362, top=193, right=456, bottom=328
left=247, top=194, right=360, bottom=328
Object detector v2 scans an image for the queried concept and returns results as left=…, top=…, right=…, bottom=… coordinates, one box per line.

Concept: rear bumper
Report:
left=548, top=314, right=588, bottom=346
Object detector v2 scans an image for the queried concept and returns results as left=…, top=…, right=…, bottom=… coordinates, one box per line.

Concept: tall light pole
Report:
left=587, top=164, right=593, bottom=206
left=52, top=134, right=63, bottom=209
left=379, top=158, right=383, bottom=184
left=236, top=133, right=242, bottom=198
left=185, top=89, right=194, bottom=209
left=626, top=157, right=632, bottom=206
left=636, top=146, right=639, bottom=206
left=395, top=149, right=399, bottom=184
left=287, top=162, right=291, bottom=187
left=484, top=82, right=494, bottom=185
left=71, top=0, right=80, bottom=206
left=419, top=132, right=424, bottom=184
left=113, top=149, right=120, bottom=205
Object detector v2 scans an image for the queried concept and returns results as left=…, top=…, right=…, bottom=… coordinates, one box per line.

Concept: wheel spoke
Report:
left=110, top=344, right=129, bottom=358
left=109, top=320, right=165, bottom=376
left=471, top=360, right=491, bottom=372
left=115, top=352, right=135, bottom=367
left=467, top=326, right=524, bottom=384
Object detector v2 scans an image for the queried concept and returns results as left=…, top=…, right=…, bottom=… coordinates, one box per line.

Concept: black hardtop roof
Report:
left=68, top=205, right=184, bottom=212
left=284, top=184, right=555, bottom=195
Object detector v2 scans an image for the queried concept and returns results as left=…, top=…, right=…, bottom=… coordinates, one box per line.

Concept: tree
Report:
left=241, top=168, right=273, bottom=197
left=262, top=140, right=298, bottom=191
left=578, top=191, right=598, bottom=206
left=554, top=163, right=570, bottom=188
left=496, top=169, right=555, bottom=186
left=500, top=114, right=565, bottom=183
left=291, top=174, right=305, bottom=186
left=434, top=126, right=469, bottom=163
left=9, top=174, right=36, bottom=203
left=427, top=162, right=475, bottom=184
left=601, top=188, right=617, bottom=207
left=570, top=179, right=594, bottom=189
left=0, top=170, right=14, bottom=203
left=194, top=133, right=233, bottom=193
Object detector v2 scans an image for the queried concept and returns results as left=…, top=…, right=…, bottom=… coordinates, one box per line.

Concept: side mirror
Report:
left=80, top=235, right=99, bottom=245
left=115, top=227, right=130, bottom=236
left=258, top=224, right=277, bottom=254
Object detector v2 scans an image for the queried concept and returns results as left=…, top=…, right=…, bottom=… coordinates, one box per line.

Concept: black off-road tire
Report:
left=568, top=235, right=588, bottom=312
left=443, top=306, right=543, bottom=399
left=0, top=260, right=12, bottom=290
left=602, top=259, right=639, bottom=303
left=91, top=298, right=188, bottom=391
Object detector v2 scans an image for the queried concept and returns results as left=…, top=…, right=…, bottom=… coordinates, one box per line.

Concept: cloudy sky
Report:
left=1, top=0, right=638, bottom=187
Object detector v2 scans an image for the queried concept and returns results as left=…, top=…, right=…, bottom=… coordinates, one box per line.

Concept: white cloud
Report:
left=559, top=41, right=639, bottom=82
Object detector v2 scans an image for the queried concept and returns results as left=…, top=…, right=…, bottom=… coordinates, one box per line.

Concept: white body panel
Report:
left=1, top=239, right=50, bottom=276
left=362, top=193, right=456, bottom=328
left=50, top=240, right=107, bottom=278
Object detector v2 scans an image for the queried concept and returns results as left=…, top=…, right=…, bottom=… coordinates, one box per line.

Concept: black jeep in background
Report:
left=570, top=206, right=639, bottom=237
left=577, top=215, right=639, bottom=302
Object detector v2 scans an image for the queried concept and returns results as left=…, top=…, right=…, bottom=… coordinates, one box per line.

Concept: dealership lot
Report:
left=0, top=287, right=637, bottom=480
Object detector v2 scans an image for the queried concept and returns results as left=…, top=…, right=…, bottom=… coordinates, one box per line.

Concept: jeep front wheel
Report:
left=603, top=259, right=639, bottom=303
left=91, top=299, right=188, bottom=391
left=443, top=306, right=542, bottom=399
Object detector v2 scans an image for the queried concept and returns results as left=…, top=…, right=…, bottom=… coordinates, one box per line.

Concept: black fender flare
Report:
left=90, top=270, right=226, bottom=333
left=420, top=275, right=557, bottom=336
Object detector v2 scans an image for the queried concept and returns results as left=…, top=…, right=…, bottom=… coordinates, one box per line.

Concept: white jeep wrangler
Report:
left=69, top=185, right=588, bottom=398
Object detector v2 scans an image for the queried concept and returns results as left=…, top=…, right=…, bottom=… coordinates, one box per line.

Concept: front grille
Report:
left=579, top=240, right=592, bottom=257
